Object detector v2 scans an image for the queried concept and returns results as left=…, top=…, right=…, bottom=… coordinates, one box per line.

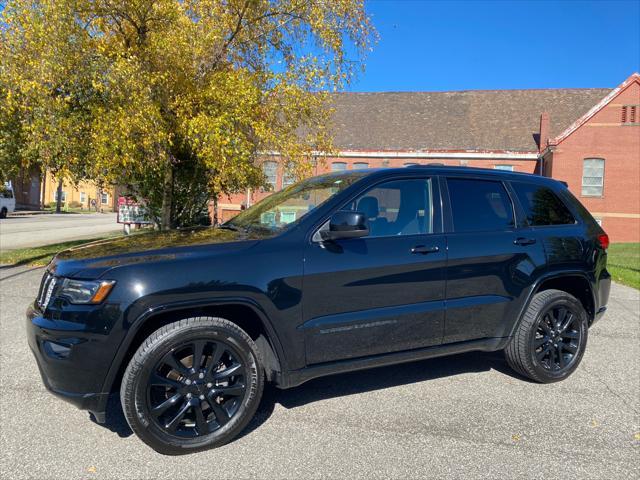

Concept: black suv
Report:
left=27, top=166, right=611, bottom=454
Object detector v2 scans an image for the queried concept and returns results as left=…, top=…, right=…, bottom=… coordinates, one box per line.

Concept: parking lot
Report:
left=1, top=265, right=638, bottom=479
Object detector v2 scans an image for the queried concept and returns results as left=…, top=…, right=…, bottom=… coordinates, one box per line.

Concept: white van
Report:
left=0, top=184, right=16, bottom=218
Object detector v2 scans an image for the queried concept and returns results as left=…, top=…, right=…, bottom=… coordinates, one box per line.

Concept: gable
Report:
left=550, top=73, right=640, bottom=146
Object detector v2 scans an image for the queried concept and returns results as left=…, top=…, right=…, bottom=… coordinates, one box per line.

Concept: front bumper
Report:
left=26, top=305, right=113, bottom=422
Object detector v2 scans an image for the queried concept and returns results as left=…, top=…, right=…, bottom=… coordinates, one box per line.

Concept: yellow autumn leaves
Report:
left=1, top=0, right=375, bottom=227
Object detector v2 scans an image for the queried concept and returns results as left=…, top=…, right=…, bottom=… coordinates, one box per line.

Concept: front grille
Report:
left=36, top=273, right=58, bottom=310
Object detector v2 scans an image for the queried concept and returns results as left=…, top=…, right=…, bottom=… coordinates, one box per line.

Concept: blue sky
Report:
left=349, top=0, right=640, bottom=91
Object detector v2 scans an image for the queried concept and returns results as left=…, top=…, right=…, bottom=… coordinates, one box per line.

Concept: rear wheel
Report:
left=0, top=208, right=7, bottom=219
left=120, top=317, right=264, bottom=455
left=505, top=289, right=588, bottom=383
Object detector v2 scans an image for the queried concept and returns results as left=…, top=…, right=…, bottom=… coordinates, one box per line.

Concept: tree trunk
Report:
left=55, top=179, right=63, bottom=213
left=160, top=161, right=174, bottom=230
left=212, top=194, right=219, bottom=226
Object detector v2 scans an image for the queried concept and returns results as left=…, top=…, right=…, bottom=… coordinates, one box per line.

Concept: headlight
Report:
left=59, top=279, right=116, bottom=304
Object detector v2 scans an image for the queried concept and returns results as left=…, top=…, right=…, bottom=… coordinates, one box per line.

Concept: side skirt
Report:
left=276, top=337, right=510, bottom=389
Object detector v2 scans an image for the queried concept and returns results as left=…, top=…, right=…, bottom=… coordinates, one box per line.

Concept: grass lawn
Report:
left=607, top=243, right=640, bottom=290
left=0, top=235, right=121, bottom=268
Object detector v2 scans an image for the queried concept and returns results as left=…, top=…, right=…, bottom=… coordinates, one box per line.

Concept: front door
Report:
left=301, top=176, right=446, bottom=365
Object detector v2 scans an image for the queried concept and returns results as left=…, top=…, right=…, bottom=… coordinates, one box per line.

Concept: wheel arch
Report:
left=101, top=299, right=286, bottom=400
left=509, top=271, right=596, bottom=338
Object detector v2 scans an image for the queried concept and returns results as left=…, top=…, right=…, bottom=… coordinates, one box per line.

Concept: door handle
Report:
left=411, top=245, right=440, bottom=254
left=514, top=237, right=537, bottom=246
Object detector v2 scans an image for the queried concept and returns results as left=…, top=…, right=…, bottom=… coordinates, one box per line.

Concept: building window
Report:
left=353, top=162, right=369, bottom=169
left=280, top=211, right=297, bottom=224
left=282, top=171, right=296, bottom=188
left=101, top=192, right=109, bottom=205
left=581, top=158, right=605, bottom=197
left=80, top=192, right=86, bottom=203
left=331, top=162, right=347, bottom=172
left=53, top=190, right=66, bottom=202
left=494, top=164, right=514, bottom=171
left=262, top=161, right=278, bottom=189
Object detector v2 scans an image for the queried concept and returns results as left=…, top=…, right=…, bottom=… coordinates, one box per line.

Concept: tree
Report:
left=1, top=0, right=96, bottom=212
left=1, top=0, right=375, bottom=228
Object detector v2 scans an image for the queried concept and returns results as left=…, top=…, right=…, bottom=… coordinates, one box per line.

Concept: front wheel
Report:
left=505, top=289, right=588, bottom=383
left=120, top=317, right=264, bottom=455
left=0, top=208, right=7, bottom=219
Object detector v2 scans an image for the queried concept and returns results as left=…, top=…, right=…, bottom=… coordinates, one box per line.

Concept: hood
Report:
left=50, top=227, right=262, bottom=278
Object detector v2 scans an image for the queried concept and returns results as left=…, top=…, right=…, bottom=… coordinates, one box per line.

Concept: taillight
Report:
left=597, top=233, right=609, bottom=250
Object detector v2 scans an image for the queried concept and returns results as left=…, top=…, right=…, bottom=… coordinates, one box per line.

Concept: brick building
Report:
left=217, top=73, right=639, bottom=242
left=539, top=73, right=640, bottom=242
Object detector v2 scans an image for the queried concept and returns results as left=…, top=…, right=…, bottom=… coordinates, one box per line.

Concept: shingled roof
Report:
left=327, top=88, right=611, bottom=152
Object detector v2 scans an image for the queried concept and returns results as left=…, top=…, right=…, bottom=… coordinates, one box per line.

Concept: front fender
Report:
left=98, top=296, right=287, bottom=400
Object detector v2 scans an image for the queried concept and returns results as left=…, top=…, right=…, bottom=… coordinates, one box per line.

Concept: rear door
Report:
left=442, top=176, right=547, bottom=343
left=301, top=175, right=446, bottom=365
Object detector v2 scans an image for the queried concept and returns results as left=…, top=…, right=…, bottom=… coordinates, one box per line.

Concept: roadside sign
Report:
left=117, top=196, right=152, bottom=224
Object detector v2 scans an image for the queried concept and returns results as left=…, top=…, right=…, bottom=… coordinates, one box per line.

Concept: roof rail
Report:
left=410, top=163, right=445, bottom=168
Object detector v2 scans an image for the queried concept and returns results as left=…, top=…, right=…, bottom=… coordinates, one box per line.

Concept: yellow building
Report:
left=42, top=174, right=117, bottom=212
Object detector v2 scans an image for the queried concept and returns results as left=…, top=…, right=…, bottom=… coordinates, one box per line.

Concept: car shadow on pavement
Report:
left=236, top=349, right=527, bottom=442
left=95, top=350, right=528, bottom=441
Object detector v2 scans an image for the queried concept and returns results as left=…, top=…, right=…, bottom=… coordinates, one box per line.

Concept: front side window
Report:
left=581, top=158, right=604, bottom=197
left=227, top=172, right=367, bottom=234
left=511, top=182, right=575, bottom=226
left=262, top=161, right=278, bottom=190
left=447, top=178, right=514, bottom=233
left=346, top=179, right=433, bottom=237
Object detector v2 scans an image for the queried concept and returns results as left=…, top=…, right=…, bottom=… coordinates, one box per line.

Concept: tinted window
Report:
left=511, top=182, right=575, bottom=226
left=347, top=179, right=433, bottom=237
left=447, top=178, right=514, bottom=232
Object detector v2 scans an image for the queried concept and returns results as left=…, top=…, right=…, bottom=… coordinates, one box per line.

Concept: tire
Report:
left=505, top=289, right=588, bottom=383
left=0, top=208, right=6, bottom=219
left=120, top=316, right=264, bottom=455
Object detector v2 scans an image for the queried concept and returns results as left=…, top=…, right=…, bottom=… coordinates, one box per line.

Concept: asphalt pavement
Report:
left=0, top=265, right=638, bottom=479
left=0, top=213, right=121, bottom=252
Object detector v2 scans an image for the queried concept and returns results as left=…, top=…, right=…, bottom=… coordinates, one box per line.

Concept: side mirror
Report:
left=320, top=210, right=369, bottom=241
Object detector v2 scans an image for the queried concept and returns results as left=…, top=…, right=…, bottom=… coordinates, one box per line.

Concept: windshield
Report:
left=226, top=171, right=368, bottom=233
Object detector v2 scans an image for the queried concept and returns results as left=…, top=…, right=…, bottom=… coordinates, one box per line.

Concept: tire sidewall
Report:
left=123, top=321, right=262, bottom=454
left=528, top=294, right=588, bottom=382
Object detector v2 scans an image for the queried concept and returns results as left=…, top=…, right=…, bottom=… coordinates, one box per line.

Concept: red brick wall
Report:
left=546, top=80, right=640, bottom=242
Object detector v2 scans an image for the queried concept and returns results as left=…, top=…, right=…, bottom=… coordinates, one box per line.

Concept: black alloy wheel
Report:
left=121, top=317, right=264, bottom=455
left=533, top=305, right=582, bottom=372
left=505, top=289, right=588, bottom=383
left=147, top=340, right=247, bottom=437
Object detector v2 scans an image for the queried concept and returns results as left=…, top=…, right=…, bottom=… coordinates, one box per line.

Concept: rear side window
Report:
left=511, top=182, right=575, bottom=226
left=447, top=178, right=514, bottom=232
